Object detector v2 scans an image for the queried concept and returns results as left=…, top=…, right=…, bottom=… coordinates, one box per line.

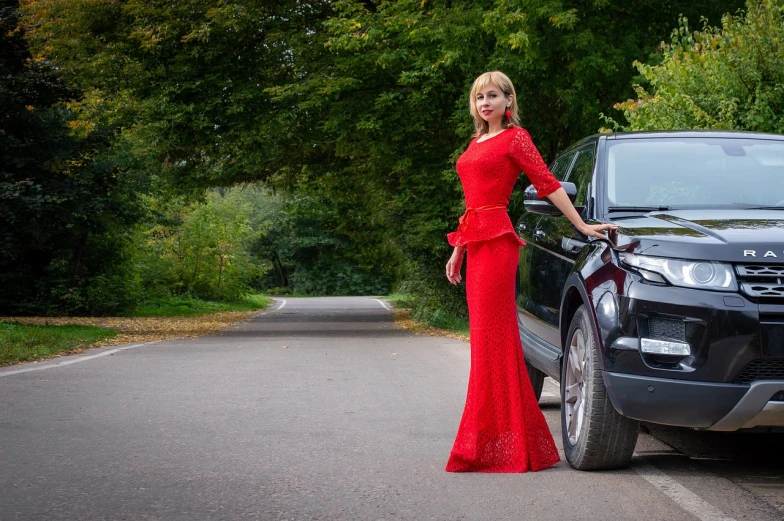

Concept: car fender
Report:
left=560, top=242, right=620, bottom=395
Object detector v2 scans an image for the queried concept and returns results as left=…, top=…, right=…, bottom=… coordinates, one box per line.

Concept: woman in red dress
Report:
left=444, top=71, right=617, bottom=473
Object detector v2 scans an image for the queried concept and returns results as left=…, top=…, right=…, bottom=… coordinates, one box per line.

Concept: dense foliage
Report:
left=1, top=1, right=146, bottom=315
left=8, top=0, right=758, bottom=318
left=609, top=0, right=784, bottom=134
left=134, top=187, right=390, bottom=300
left=285, top=0, right=745, bottom=318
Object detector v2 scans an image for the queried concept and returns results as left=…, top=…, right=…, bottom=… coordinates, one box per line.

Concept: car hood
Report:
left=610, top=209, right=784, bottom=263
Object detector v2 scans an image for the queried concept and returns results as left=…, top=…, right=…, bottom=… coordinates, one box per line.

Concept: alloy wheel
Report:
left=564, top=328, right=587, bottom=446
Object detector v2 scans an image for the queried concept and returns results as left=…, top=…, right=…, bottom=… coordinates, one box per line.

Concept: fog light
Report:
left=640, top=338, right=691, bottom=356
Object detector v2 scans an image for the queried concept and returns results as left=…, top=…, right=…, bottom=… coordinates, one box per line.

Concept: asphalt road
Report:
left=1, top=297, right=783, bottom=521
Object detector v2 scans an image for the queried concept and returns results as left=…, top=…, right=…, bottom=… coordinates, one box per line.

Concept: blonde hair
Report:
left=469, top=71, right=521, bottom=137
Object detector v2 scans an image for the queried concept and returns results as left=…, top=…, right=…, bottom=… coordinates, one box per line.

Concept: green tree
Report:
left=609, top=0, right=784, bottom=133
left=280, top=0, right=745, bottom=317
left=136, top=188, right=267, bottom=301
left=19, top=0, right=745, bottom=318
left=19, top=0, right=332, bottom=190
left=1, top=1, right=145, bottom=315
left=134, top=186, right=389, bottom=299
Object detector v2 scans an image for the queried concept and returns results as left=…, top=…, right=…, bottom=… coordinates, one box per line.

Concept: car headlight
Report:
left=619, top=253, right=737, bottom=291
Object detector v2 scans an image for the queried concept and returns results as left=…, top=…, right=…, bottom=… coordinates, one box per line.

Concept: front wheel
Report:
left=561, top=305, right=639, bottom=470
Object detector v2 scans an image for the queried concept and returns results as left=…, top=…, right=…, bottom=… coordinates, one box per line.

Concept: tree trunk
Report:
left=217, top=254, right=224, bottom=299
left=189, top=249, right=204, bottom=293
left=273, top=251, right=288, bottom=287
left=71, top=234, right=88, bottom=288
left=176, top=229, right=186, bottom=295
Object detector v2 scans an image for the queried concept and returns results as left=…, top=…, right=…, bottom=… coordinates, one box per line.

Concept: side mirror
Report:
left=523, top=181, right=585, bottom=216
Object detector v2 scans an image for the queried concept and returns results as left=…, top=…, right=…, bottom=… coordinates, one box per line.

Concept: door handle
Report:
left=533, top=229, right=546, bottom=241
left=561, top=237, right=587, bottom=253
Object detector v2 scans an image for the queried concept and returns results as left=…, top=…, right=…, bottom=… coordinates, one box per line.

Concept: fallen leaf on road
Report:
left=391, top=308, right=469, bottom=341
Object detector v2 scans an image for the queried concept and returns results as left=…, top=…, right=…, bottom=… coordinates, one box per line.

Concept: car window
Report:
left=566, top=146, right=596, bottom=206
left=549, top=152, right=576, bottom=181
left=606, top=138, right=784, bottom=207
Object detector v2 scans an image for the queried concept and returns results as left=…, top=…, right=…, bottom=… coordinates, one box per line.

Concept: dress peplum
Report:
left=445, top=126, right=562, bottom=473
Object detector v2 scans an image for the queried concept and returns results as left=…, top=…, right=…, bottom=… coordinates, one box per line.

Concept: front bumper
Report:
left=605, top=371, right=784, bottom=430
left=601, top=277, right=767, bottom=379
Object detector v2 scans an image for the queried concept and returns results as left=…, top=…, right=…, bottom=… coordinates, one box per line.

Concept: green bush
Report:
left=125, top=294, right=272, bottom=317
left=288, top=257, right=390, bottom=296
left=607, top=0, right=784, bottom=133
left=133, top=189, right=271, bottom=302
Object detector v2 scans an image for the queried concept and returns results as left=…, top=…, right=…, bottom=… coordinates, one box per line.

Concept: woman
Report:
left=444, top=71, right=616, bottom=473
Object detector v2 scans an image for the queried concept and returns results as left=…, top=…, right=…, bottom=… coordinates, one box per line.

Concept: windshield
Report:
left=606, top=138, right=784, bottom=209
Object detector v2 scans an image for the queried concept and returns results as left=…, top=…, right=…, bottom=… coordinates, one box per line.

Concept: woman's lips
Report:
left=482, top=110, right=492, bottom=115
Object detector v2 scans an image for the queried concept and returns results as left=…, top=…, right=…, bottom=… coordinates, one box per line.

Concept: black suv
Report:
left=516, top=130, right=784, bottom=470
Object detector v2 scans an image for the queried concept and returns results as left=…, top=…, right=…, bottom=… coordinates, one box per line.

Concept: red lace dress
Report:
left=445, top=126, right=562, bottom=473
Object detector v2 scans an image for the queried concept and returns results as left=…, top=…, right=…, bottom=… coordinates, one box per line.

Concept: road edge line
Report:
left=0, top=342, right=151, bottom=378
left=373, top=298, right=392, bottom=311
left=631, top=456, right=736, bottom=521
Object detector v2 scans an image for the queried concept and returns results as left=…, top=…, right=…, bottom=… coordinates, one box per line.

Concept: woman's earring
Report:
left=505, top=108, right=512, bottom=119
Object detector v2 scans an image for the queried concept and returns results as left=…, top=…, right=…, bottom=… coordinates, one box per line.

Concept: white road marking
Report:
left=0, top=343, right=150, bottom=377
left=632, top=458, right=736, bottom=521
left=373, top=298, right=392, bottom=311
left=1, top=299, right=288, bottom=378
left=541, top=380, right=733, bottom=520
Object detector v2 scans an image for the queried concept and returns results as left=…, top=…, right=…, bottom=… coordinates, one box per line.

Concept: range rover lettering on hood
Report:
left=744, top=250, right=784, bottom=258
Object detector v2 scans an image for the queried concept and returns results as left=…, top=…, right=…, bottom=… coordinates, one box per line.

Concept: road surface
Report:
left=1, top=297, right=782, bottom=520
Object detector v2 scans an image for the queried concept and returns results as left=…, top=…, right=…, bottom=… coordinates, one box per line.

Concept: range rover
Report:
left=516, top=131, right=784, bottom=470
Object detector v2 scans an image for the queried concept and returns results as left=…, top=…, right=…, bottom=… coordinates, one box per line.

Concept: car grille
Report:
left=735, top=264, right=784, bottom=300
left=735, top=359, right=784, bottom=384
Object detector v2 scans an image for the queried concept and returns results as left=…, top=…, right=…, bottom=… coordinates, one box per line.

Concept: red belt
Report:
left=457, top=205, right=507, bottom=231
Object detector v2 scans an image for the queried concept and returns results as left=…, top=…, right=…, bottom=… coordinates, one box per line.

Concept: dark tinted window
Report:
left=550, top=152, right=576, bottom=181
left=567, top=146, right=596, bottom=206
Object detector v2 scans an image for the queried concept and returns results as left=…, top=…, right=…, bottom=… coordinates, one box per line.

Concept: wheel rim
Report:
left=564, top=327, right=587, bottom=446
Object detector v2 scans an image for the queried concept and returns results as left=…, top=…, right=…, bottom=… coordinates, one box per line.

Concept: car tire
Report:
left=526, top=360, right=545, bottom=402
left=561, top=305, right=639, bottom=470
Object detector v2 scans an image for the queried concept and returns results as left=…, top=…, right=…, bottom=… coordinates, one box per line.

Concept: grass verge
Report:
left=0, top=321, right=117, bottom=366
left=0, top=294, right=274, bottom=367
left=125, top=294, right=273, bottom=317
left=384, top=293, right=469, bottom=341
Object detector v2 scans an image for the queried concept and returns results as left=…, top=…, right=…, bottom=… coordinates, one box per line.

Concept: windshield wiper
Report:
left=607, top=206, right=670, bottom=213
left=733, top=205, right=784, bottom=210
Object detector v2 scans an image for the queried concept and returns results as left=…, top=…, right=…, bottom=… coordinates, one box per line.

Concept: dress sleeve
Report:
left=508, top=128, right=561, bottom=198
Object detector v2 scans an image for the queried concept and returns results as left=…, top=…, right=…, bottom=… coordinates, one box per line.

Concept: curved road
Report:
left=1, top=297, right=782, bottom=520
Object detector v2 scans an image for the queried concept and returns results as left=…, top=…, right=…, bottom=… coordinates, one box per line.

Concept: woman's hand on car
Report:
left=546, top=188, right=618, bottom=243
left=446, top=247, right=465, bottom=285
left=579, top=222, right=619, bottom=240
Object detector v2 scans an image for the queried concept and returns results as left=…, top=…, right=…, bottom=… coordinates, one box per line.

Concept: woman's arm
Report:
left=506, top=129, right=617, bottom=240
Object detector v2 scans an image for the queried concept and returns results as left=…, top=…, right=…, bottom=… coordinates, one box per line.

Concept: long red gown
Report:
left=445, top=126, right=562, bottom=473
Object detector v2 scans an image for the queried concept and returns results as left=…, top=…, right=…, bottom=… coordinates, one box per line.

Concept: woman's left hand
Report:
left=545, top=188, right=618, bottom=242
left=579, top=222, right=619, bottom=240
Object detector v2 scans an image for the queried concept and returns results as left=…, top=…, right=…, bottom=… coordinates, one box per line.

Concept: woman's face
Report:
left=474, top=83, right=509, bottom=125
